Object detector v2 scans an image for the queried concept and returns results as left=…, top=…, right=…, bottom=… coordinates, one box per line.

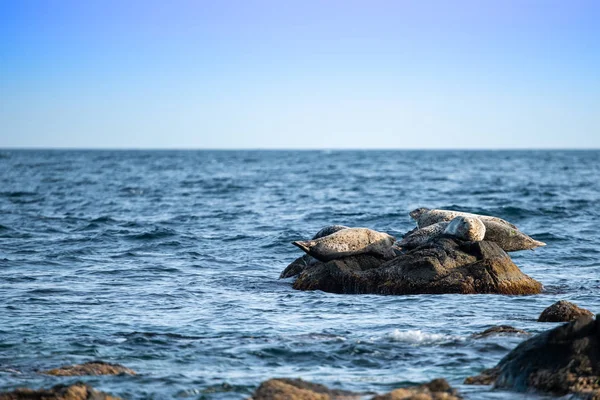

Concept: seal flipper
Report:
left=292, top=240, right=311, bottom=254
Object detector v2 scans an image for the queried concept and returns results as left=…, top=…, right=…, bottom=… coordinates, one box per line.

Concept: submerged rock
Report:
left=290, top=237, right=542, bottom=295
left=0, top=383, right=122, bottom=400
left=538, top=300, right=594, bottom=322
left=251, top=378, right=460, bottom=400
left=42, top=361, right=136, bottom=376
left=471, top=325, right=529, bottom=338
left=465, top=315, right=600, bottom=398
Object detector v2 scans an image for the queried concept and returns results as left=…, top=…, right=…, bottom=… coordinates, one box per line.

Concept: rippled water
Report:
left=1, top=150, right=599, bottom=399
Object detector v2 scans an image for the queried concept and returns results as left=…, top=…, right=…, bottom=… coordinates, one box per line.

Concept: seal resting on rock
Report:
left=311, top=225, right=349, bottom=239
left=481, top=220, right=546, bottom=251
left=410, top=207, right=518, bottom=229
left=400, top=218, right=545, bottom=252
left=397, top=221, right=450, bottom=249
left=280, top=225, right=350, bottom=279
left=292, top=228, right=396, bottom=262
left=444, top=216, right=486, bottom=241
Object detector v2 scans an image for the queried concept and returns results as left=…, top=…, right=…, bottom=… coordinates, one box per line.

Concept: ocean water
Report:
left=1, top=150, right=599, bottom=399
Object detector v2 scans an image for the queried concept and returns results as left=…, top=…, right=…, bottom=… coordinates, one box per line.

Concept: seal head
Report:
left=444, top=216, right=486, bottom=242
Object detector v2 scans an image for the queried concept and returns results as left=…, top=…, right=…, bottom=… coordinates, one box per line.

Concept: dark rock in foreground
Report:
left=42, top=361, right=136, bottom=376
left=471, top=325, right=529, bottom=338
left=538, top=300, right=594, bottom=322
left=251, top=378, right=460, bottom=400
left=465, top=315, right=600, bottom=398
left=288, top=237, right=542, bottom=295
left=0, top=383, right=122, bottom=400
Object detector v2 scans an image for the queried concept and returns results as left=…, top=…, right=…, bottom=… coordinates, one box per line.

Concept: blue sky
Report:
left=1, top=0, right=599, bottom=149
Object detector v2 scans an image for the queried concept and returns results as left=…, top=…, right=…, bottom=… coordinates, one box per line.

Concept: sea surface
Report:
left=1, top=150, right=599, bottom=399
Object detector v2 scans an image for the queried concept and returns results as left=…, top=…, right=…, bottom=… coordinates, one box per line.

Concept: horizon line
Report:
left=1, top=147, right=600, bottom=151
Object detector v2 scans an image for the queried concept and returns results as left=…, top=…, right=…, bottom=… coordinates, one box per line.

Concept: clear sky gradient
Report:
left=1, top=0, right=599, bottom=149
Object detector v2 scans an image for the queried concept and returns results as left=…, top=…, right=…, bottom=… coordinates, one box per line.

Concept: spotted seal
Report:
left=397, top=221, right=450, bottom=249
left=400, top=218, right=545, bottom=252
left=410, top=208, right=518, bottom=229
left=481, top=220, right=545, bottom=251
left=311, top=225, right=349, bottom=239
left=280, top=225, right=350, bottom=279
left=444, top=216, right=486, bottom=241
left=292, top=228, right=396, bottom=262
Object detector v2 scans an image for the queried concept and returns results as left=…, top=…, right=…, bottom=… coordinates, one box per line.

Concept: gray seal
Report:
left=481, top=220, right=545, bottom=251
left=292, top=228, right=396, bottom=262
left=280, top=225, right=349, bottom=279
left=444, top=216, right=486, bottom=242
left=397, top=221, right=450, bottom=249
left=400, top=219, right=546, bottom=252
left=312, top=225, right=349, bottom=239
left=410, top=208, right=518, bottom=229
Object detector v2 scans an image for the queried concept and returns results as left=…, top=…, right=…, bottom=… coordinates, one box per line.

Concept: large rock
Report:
left=251, top=378, right=460, bottom=400
left=465, top=315, right=600, bottom=398
left=0, top=383, right=122, bottom=400
left=538, top=300, right=594, bottom=322
left=42, top=361, right=136, bottom=376
left=290, top=237, right=542, bottom=295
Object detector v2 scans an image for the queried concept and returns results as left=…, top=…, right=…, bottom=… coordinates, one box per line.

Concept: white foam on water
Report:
left=387, top=329, right=460, bottom=344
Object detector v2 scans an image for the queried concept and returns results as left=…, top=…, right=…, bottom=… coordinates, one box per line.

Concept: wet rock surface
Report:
left=471, top=325, right=529, bottom=338
left=251, top=378, right=360, bottom=400
left=251, top=378, right=460, bottom=400
left=289, top=237, right=542, bottom=295
left=0, top=383, right=122, bottom=400
left=465, top=316, right=600, bottom=398
left=371, top=378, right=460, bottom=400
left=42, top=361, right=136, bottom=376
left=538, top=300, right=594, bottom=322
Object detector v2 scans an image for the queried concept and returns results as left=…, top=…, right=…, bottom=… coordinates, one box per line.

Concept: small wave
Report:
left=128, top=227, right=177, bottom=240
left=90, top=216, right=118, bottom=223
left=387, top=329, right=459, bottom=344
left=0, top=191, right=37, bottom=198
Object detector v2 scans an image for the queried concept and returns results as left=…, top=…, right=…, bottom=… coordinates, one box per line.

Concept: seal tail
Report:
left=532, top=239, right=546, bottom=248
left=292, top=240, right=312, bottom=254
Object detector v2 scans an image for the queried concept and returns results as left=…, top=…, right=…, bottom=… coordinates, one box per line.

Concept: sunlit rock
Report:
left=538, top=300, right=594, bottom=322
left=0, top=383, right=122, bottom=400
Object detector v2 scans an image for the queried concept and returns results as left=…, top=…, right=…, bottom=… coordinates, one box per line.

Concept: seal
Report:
left=444, top=216, right=486, bottom=241
left=292, top=228, right=396, bottom=262
left=400, top=219, right=545, bottom=252
left=410, top=208, right=518, bottom=229
left=397, top=221, right=450, bottom=249
left=312, top=225, right=349, bottom=239
left=482, top=220, right=546, bottom=251
left=279, top=225, right=350, bottom=279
